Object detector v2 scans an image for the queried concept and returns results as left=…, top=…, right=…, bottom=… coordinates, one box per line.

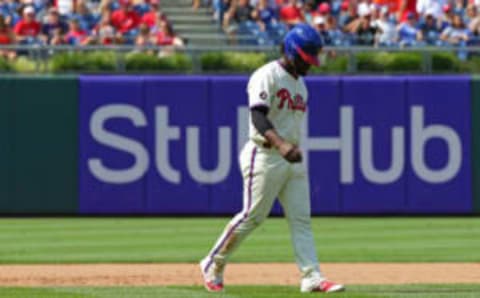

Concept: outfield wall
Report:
left=0, top=77, right=78, bottom=214
left=0, top=75, right=478, bottom=215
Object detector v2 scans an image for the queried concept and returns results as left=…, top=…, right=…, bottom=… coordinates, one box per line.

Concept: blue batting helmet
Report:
left=283, top=23, right=323, bottom=66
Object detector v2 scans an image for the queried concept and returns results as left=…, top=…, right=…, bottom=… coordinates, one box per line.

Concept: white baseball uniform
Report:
left=202, top=60, right=324, bottom=285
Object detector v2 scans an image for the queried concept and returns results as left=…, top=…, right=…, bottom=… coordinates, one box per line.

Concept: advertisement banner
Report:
left=143, top=76, right=211, bottom=214
left=303, top=77, right=342, bottom=214
left=406, top=77, right=472, bottom=213
left=472, top=76, right=480, bottom=214
left=79, top=76, right=146, bottom=214
left=209, top=77, right=248, bottom=215
left=341, top=77, right=407, bottom=214
left=78, top=76, right=473, bottom=215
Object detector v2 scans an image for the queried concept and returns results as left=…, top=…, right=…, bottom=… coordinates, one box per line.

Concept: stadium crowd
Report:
left=0, top=0, right=185, bottom=58
left=0, top=0, right=479, bottom=59
left=217, top=0, right=480, bottom=52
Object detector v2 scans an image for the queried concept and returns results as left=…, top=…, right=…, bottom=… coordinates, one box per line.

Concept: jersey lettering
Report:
left=276, top=88, right=306, bottom=112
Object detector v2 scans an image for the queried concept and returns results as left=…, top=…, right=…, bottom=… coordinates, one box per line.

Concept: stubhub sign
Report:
left=79, top=76, right=472, bottom=215
left=88, top=105, right=461, bottom=186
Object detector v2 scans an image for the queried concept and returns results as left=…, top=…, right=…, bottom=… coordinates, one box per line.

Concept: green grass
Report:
left=1, top=285, right=480, bottom=298
left=0, top=217, right=478, bottom=263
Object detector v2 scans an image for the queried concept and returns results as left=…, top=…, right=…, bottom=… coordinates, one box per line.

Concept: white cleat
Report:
left=301, top=279, right=345, bottom=293
left=199, top=258, right=224, bottom=292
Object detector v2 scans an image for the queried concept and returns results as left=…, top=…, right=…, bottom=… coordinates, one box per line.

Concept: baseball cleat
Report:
left=310, top=280, right=345, bottom=293
left=203, top=280, right=224, bottom=292
left=301, top=277, right=345, bottom=293
left=199, top=258, right=224, bottom=292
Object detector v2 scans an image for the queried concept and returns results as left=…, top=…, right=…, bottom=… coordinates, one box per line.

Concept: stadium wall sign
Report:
left=78, top=76, right=472, bottom=215
left=86, top=104, right=462, bottom=186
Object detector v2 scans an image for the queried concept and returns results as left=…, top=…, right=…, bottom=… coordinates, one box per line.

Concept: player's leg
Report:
left=200, top=144, right=288, bottom=290
left=278, top=167, right=320, bottom=278
left=278, top=165, right=344, bottom=293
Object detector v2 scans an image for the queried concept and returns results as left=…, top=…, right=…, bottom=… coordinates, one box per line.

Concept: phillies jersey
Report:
left=247, top=60, right=308, bottom=146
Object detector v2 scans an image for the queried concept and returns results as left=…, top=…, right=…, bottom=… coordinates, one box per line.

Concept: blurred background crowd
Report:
left=0, top=0, right=479, bottom=59
left=216, top=0, right=480, bottom=52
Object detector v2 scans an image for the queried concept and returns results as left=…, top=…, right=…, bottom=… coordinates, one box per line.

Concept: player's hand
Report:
left=278, top=142, right=303, bottom=163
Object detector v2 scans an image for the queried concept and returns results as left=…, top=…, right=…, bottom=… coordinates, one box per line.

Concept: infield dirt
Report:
left=0, top=263, right=478, bottom=286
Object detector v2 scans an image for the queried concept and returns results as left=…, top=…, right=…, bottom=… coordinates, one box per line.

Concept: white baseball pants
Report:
left=203, top=140, right=323, bottom=280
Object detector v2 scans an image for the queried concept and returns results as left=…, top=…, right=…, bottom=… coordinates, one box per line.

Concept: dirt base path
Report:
left=0, top=263, right=479, bottom=286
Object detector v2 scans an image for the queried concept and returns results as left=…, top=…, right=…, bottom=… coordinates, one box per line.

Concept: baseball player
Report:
left=200, top=24, right=345, bottom=294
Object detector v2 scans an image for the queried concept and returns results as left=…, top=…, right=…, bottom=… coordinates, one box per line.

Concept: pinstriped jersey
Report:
left=246, top=60, right=308, bottom=146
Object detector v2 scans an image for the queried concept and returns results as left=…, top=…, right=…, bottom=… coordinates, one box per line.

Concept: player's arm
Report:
left=251, top=106, right=302, bottom=163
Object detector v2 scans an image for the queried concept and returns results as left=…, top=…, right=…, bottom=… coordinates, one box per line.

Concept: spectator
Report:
left=373, top=0, right=398, bottom=14
left=329, top=0, right=344, bottom=16
left=279, top=0, right=304, bottom=27
left=440, top=14, right=470, bottom=59
left=313, top=15, right=332, bottom=44
left=373, top=6, right=397, bottom=46
left=327, top=15, right=345, bottom=45
left=370, top=3, right=382, bottom=21
left=0, top=14, right=16, bottom=59
left=133, top=21, right=156, bottom=54
left=18, top=0, right=34, bottom=13
left=465, top=3, right=477, bottom=25
left=250, top=0, right=276, bottom=7
left=57, top=0, right=74, bottom=15
left=397, top=0, right=417, bottom=22
left=64, top=18, right=92, bottom=45
left=418, top=8, right=441, bottom=45
left=302, top=0, right=316, bottom=24
left=1, top=0, right=20, bottom=27
left=439, top=3, right=454, bottom=28
left=397, top=12, right=423, bottom=46
left=317, top=2, right=331, bottom=18
left=99, top=0, right=119, bottom=15
left=92, top=11, right=116, bottom=44
left=253, top=0, right=276, bottom=30
left=150, top=12, right=169, bottom=34
left=250, top=0, right=285, bottom=44
left=111, top=0, right=140, bottom=35
left=13, top=6, right=41, bottom=44
left=452, top=0, right=465, bottom=16
left=71, top=0, right=98, bottom=31
left=313, top=12, right=341, bottom=44
left=338, top=0, right=356, bottom=27
left=134, top=0, right=152, bottom=15
left=440, top=14, right=470, bottom=45
left=155, top=20, right=184, bottom=56
left=212, top=0, right=232, bottom=24
left=356, top=2, right=370, bottom=19
left=468, top=4, right=480, bottom=37
left=314, top=14, right=343, bottom=46
left=345, top=3, right=376, bottom=45
left=473, top=0, right=480, bottom=13
left=41, top=7, right=67, bottom=45
left=47, top=27, right=65, bottom=45
left=224, top=0, right=255, bottom=27
left=135, top=22, right=154, bottom=46
left=416, top=0, right=445, bottom=19
left=155, top=20, right=181, bottom=44
left=223, top=0, right=256, bottom=42
left=254, top=0, right=283, bottom=31
left=141, top=0, right=166, bottom=28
